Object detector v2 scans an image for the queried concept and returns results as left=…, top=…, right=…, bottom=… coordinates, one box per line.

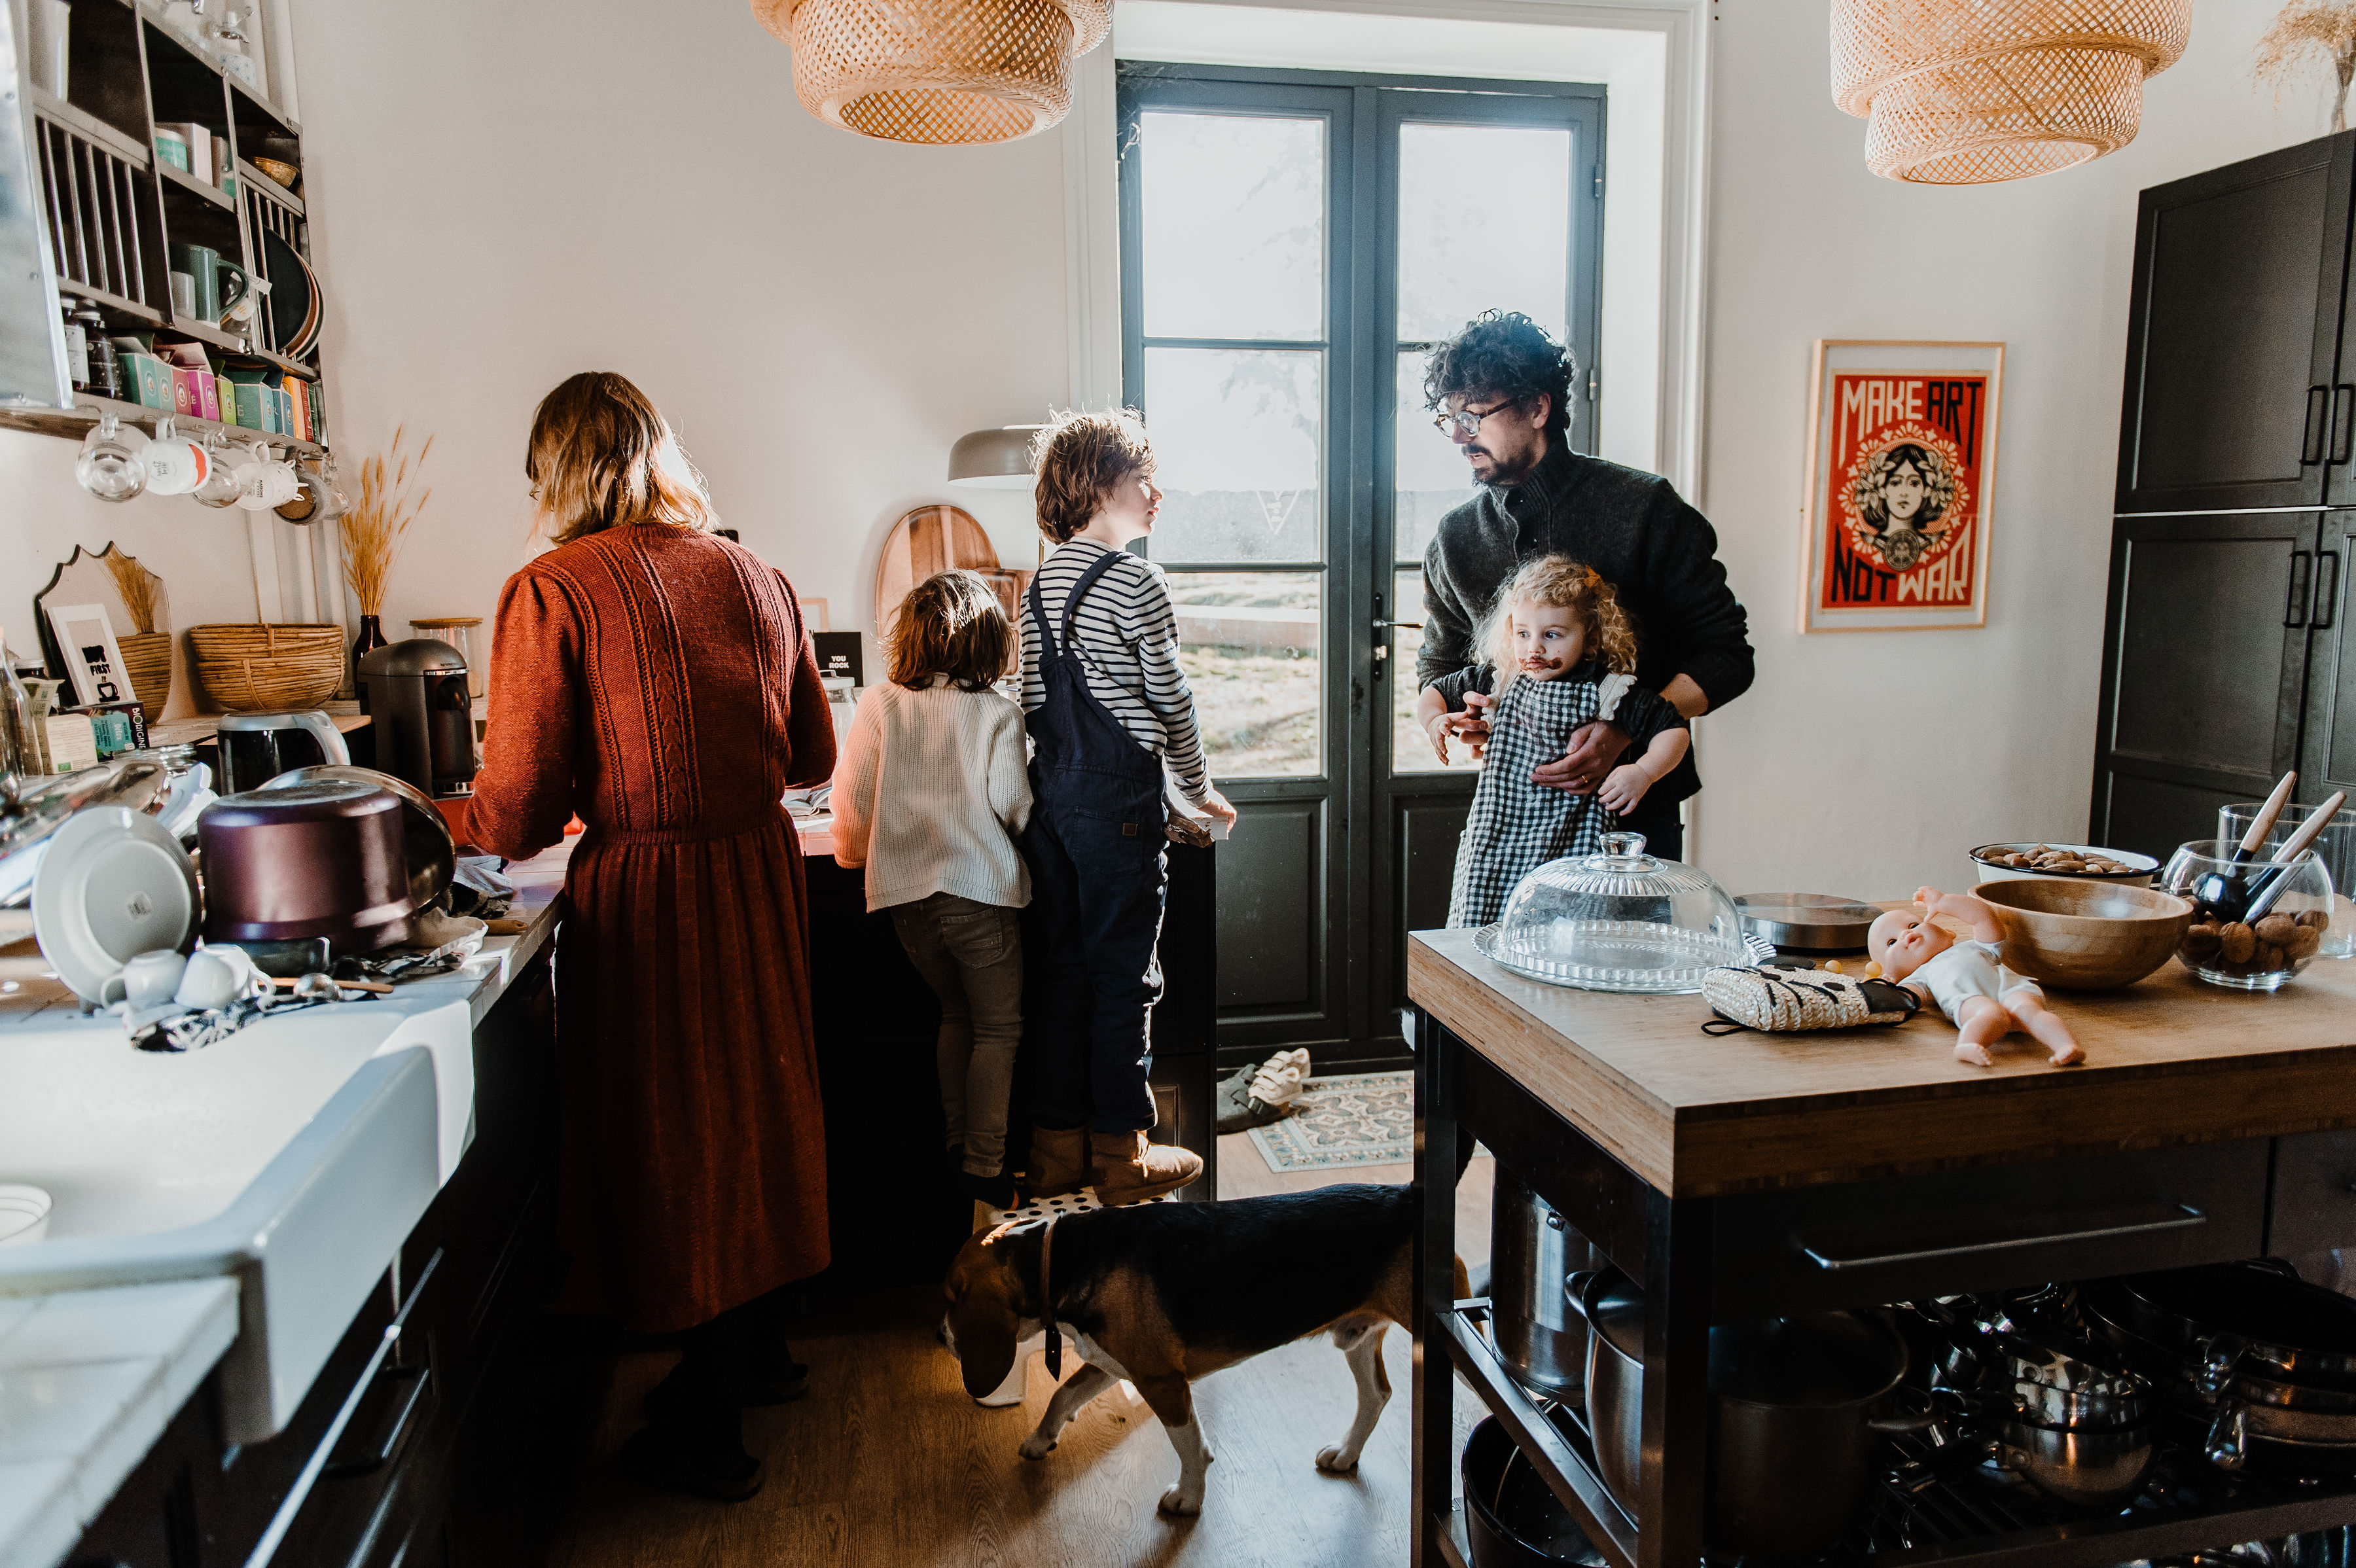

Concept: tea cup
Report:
left=235, top=445, right=300, bottom=510
left=103, top=948, right=188, bottom=1008
left=175, top=946, right=255, bottom=1010
left=141, top=416, right=210, bottom=497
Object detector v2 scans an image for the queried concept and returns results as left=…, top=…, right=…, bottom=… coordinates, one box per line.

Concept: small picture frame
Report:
left=1800, top=340, right=2004, bottom=633
left=45, top=602, right=132, bottom=707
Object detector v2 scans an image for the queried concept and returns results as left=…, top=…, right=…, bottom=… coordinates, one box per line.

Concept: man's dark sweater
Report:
left=1416, top=439, right=1754, bottom=808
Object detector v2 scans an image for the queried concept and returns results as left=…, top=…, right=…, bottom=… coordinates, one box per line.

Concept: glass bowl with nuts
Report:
left=2162, top=840, right=2336, bottom=991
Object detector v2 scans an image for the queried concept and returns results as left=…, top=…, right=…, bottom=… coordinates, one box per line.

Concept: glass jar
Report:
left=408, top=618, right=483, bottom=699
left=2162, top=839, right=2336, bottom=991
left=1473, top=831, right=1757, bottom=993
left=2218, top=801, right=2356, bottom=960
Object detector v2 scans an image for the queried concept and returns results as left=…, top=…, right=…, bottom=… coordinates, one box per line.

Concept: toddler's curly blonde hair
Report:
left=1479, top=554, right=1637, bottom=695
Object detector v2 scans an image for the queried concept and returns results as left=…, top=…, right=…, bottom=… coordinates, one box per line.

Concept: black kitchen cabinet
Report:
left=2301, top=509, right=2356, bottom=793
left=2092, top=511, right=2321, bottom=857
left=2116, top=132, right=2354, bottom=513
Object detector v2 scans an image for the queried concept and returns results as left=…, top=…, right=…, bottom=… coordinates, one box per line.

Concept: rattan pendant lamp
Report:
left=1831, top=0, right=2194, bottom=183
left=752, top=0, right=1111, bottom=145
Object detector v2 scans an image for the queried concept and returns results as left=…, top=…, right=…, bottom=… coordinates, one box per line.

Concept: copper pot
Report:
left=197, top=781, right=415, bottom=953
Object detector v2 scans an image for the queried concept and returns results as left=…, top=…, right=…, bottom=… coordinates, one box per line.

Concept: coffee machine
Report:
left=215, top=709, right=351, bottom=794
left=356, top=639, right=478, bottom=799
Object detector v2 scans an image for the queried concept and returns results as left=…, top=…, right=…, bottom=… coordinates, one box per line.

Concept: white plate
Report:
left=0, top=1185, right=50, bottom=1246
left=31, top=806, right=199, bottom=1003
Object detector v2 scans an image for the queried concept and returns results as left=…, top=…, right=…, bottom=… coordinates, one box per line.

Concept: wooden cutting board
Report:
left=874, top=505, right=999, bottom=632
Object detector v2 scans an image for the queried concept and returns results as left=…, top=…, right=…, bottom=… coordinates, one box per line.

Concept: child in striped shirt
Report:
left=1018, top=410, right=1236, bottom=1205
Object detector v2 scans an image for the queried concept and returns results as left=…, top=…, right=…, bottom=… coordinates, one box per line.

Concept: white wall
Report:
left=282, top=0, right=1068, bottom=665
left=1694, top=0, right=2314, bottom=894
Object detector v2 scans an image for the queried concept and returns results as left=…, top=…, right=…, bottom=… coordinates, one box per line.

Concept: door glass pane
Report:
left=1141, top=111, right=1325, bottom=342
left=1169, top=571, right=1321, bottom=778
left=1143, top=346, right=1322, bottom=563
left=1397, top=123, right=1572, bottom=344
left=1396, top=349, right=1480, bottom=565
left=1391, top=566, right=1479, bottom=775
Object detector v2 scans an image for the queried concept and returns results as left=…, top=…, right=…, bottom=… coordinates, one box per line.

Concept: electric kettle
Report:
left=214, top=709, right=350, bottom=795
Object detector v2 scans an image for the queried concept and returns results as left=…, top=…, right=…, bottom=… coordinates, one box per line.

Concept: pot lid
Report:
left=202, top=780, right=400, bottom=827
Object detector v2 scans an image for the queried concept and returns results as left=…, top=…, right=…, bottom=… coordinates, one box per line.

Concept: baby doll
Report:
left=1867, top=887, right=2084, bottom=1069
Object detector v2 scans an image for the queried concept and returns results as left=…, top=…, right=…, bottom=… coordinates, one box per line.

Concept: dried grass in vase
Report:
left=2256, top=0, right=2356, bottom=132
left=101, top=548, right=160, bottom=635
left=342, top=425, right=435, bottom=618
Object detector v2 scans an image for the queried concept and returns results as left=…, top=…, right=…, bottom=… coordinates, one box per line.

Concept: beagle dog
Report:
left=942, top=1182, right=1457, bottom=1516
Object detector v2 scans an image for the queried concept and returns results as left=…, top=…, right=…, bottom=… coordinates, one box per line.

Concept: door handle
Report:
left=1798, top=1202, right=2207, bottom=1270
left=2289, top=550, right=2315, bottom=629
left=1372, top=620, right=1423, bottom=630
left=2308, top=385, right=2332, bottom=463
left=2317, top=551, right=2343, bottom=631
left=2334, top=386, right=2354, bottom=464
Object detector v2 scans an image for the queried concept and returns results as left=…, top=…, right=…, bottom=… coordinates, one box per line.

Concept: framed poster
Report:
left=45, top=601, right=130, bottom=707
left=1801, top=340, right=2003, bottom=632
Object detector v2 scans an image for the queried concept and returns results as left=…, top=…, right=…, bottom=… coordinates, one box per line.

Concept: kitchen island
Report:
left=1407, top=926, right=2356, bottom=1568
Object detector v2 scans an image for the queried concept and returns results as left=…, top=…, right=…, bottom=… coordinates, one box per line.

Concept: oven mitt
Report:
left=1701, top=964, right=1921, bottom=1034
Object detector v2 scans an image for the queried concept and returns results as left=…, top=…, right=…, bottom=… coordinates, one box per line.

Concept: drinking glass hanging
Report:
left=753, top=0, right=1110, bottom=145
left=1831, top=0, right=2193, bottom=183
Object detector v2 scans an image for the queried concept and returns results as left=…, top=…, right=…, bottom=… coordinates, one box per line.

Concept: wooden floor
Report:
left=548, top=1139, right=1495, bottom=1568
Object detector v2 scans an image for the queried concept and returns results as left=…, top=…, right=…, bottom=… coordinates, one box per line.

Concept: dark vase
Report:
left=353, top=615, right=387, bottom=667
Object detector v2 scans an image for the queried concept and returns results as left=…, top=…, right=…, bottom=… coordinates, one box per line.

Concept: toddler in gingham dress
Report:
left=1415, top=555, right=1693, bottom=929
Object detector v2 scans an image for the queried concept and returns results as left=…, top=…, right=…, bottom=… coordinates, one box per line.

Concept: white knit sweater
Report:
left=829, top=679, right=1033, bottom=914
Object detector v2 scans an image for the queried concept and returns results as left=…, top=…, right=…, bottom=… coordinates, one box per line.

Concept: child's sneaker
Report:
left=1215, top=1049, right=1313, bottom=1133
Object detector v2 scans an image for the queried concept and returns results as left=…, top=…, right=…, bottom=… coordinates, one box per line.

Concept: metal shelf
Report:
left=1433, top=1299, right=2356, bottom=1568
left=156, top=160, right=235, bottom=212
left=58, top=278, right=162, bottom=327
left=235, top=158, right=302, bottom=217
left=0, top=394, right=323, bottom=457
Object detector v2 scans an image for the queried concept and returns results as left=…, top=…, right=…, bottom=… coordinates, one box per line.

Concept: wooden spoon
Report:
left=2243, top=791, right=2350, bottom=924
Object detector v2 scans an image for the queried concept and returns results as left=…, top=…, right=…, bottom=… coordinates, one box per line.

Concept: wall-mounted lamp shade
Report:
left=948, top=425, right=1043, bottom=489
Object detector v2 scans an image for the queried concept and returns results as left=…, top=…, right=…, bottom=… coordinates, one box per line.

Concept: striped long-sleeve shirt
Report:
left=1017, top=539, right=1212, bottom=806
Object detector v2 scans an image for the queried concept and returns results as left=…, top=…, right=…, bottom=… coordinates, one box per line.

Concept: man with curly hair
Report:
left=1418, top=310, right=1752, bottom=857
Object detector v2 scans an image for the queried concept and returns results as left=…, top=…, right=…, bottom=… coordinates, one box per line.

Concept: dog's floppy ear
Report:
left=948, top=1270, right=1020, bottom=1400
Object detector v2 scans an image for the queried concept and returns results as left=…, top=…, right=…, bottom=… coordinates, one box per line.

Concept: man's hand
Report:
left=1532, top=719, right=1630, bottom=794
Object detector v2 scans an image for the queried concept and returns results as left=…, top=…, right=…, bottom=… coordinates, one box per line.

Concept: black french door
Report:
left=1117, top=63, right=1605, bottom=1065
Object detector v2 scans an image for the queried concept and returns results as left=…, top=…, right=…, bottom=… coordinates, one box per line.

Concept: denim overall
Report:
left=1020, top=553, right=1168, bottom=1135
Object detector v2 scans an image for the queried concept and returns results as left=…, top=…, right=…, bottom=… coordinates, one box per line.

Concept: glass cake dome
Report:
left=1472, top=832, right=1760, bottom=993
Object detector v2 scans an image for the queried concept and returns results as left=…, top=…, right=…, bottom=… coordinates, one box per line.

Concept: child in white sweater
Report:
left=830, top=570, right=1033, bottom=1208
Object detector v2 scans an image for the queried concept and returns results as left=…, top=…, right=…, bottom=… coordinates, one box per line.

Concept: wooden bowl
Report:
left=252, top=156, right=298, bottom=188
left=1972, top=878, right=2194, bottom=990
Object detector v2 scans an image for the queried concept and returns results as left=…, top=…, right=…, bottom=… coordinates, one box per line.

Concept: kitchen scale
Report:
left=1733, top=893, right=1882, bottom=953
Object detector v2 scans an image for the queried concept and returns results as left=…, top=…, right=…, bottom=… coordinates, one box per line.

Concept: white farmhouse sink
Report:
left=0, top=999, right=475, bottom=1441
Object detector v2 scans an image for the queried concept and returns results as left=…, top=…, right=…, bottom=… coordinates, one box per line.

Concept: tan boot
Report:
left=1027, top=1125, right=1091, bottom=1200
left=1089, top=1130, right=1204, bottom=1205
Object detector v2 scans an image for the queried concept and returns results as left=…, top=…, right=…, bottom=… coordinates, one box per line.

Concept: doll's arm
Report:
left=1916, top=885, right=2005, bottom=945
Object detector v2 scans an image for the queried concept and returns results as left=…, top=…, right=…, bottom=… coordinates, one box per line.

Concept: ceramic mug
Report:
left=103, top=949, right=188, bottom=1008
left=175, top=946, right=255, bottom=1010
left=142, top=416, right=209, bottom=497
left=235, top=446, right=300, bottom=511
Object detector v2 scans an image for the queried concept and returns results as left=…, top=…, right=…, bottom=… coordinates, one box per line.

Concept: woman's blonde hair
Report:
left=1031, top=408, right=1154, bottom=544
left=526, top=371, right=717, bottom=544
left=1480, top=554, right=1638, bottom=695
left=887, top=570, right=1013, bottom=692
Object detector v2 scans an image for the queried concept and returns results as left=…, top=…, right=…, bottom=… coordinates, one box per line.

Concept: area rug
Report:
left=1247, top=1071, right=1416, bottom=1172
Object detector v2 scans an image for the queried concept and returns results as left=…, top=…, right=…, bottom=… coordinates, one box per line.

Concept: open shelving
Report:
left=4, top=0, right=327, bottom=450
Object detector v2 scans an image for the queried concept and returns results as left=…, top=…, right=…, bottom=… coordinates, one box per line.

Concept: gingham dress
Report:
left=1446, top=672, right=1632, bottom=930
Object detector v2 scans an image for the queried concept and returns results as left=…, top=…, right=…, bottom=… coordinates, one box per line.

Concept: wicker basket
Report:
left=187, top=623, right=345, bottom=713
left=118, top=631, right=172, bottom=719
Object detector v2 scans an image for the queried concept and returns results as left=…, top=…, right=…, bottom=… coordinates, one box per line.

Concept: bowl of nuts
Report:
left=2162, top=840, right=2336, bottom=992
left=1969, top=842, right=2158, bottom=887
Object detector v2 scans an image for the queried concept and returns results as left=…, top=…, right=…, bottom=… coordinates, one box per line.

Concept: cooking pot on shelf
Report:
left=1568, top=1268, right=1927, bottom=1559
left=1490, top=1164, right=1601, bottom=1401
left=1461, top=1415, right=1608, bottom=1568
left=196, top=781, right=416, bottom=955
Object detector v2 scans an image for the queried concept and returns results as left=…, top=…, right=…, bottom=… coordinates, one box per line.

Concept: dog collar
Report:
left=1039, top=1215, right=1062, bottom=1380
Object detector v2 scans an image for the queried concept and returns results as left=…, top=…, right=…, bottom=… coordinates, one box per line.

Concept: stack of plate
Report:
left=258, top=228, right=321, bottom=361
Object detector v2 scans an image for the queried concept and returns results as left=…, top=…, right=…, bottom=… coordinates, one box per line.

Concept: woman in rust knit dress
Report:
left=466, top=372, right=834, bottom=1503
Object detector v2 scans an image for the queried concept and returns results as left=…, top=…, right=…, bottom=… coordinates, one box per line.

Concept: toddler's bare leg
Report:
left=1953, top=994, right=2010, bottom=1067
left=2005, top=993, right=2083, bottom=1066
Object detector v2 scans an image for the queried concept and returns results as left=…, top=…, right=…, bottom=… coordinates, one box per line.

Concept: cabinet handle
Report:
left=2308, top=385, right=2332, bottom=463
left=323, top=1363, right=431, bottom=1479
left=1798, top=1202, right=2206, bottom=1270
left=2289, top=550, right=2315, bottom=629
left=2335, top=387, right=2355, bottom=465
left=2317, top=552, right=2343, bottom=632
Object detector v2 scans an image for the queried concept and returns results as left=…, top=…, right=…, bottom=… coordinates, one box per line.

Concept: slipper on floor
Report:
left=1215, top=1048, right=1313, bottom=1134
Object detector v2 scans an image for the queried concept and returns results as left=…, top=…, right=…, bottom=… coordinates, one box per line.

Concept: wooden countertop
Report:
left=1407, top=925, right=2356, bottom=1199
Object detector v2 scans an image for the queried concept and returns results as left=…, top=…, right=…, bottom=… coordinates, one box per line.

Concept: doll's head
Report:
left=1480, top=555, right=1637, bottom=695
left=1868, top=904, right=1954, bottom=983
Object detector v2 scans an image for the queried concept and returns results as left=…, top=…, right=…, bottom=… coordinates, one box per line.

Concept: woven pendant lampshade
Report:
left=752, top=0, right=1110, bottom=145
left=1831, top=0, right=2194, bottom=183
